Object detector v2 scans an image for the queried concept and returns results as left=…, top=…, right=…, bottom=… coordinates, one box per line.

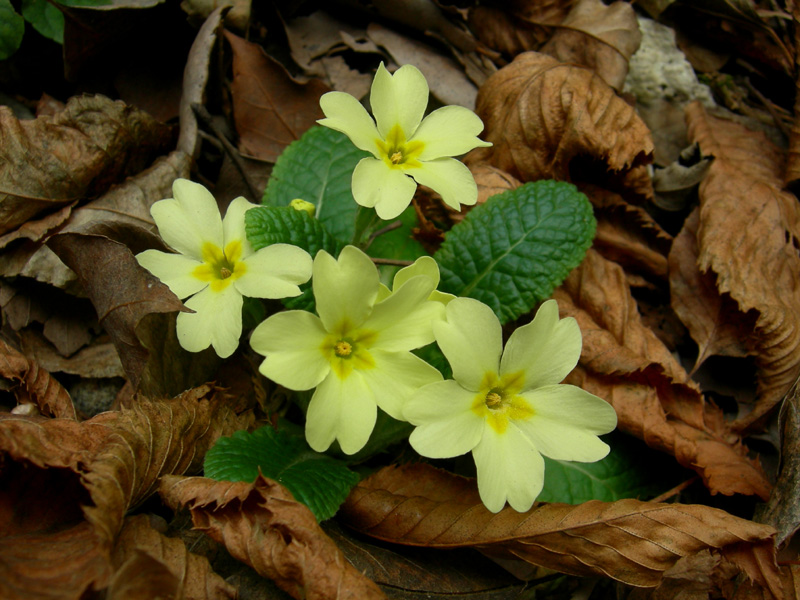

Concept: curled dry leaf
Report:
left=339, top=463, right=781, bottom=597
left=471, top=163, right=522, bottom=206
left=159, top=474, right=386, bottom=600
left=111, top=514, right=236, bottom=600
left=225, top=30, right=329, bottom=162
left=553, top=250, right=771, bottom=499
left=470, top=52, right=653, bottom=185
left=0, top=338, right=76, bottom=419
left=669, top=207, right=755, bottom=371
left=0, top=95, right=173, bottom=237
left=469, top=1, right=573, bottom=57
left=0, top=385, right=246, bottom=600
left=685, top=102, right=800, bottom=429
left=540, top=0, right=642, bottom=91
left=106, top=550, right=181, bottom=600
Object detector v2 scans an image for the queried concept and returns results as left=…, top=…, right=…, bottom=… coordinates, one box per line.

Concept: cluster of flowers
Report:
left=136, top=64, right=617, bottom=513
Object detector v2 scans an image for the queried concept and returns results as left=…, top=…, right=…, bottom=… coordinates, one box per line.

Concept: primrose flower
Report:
left=318, top=63, right=492, bottom=220
left=137, top=179, right=313, bottom=358
left=404, top=298, right=617, bottom=513
left=376, top=255, right=454, bottom=305
left=250, top=246, right=444, bottom=454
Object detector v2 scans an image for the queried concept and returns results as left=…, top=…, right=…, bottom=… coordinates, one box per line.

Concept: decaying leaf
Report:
left=469, top=52, right=653, bottom=186
left=540, top=0, right=642, bottom=91
left=0, top=338, right=77, bottom=419
left=159, top=474, right=386, bottom=600
left=553, top=250, right=771, bottom=499
left=669, top=208, right=756, bottom=370
left=225, top=30, right=329, bottom=162
left=339, top=463, right=781, bottom=597
left=469, top=1, right=573, bottom=57
left=111, top=514, right=236, bottom=600
left=686, top=102, right=800, bottom=428
left=0, top=95, right=173, bottom=237
left=0, top=385, right=247, bottom=600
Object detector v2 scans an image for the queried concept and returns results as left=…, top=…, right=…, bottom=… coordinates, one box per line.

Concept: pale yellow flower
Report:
left=137, top=179, right=312, bottom=358
left=318, top=63, right=491, bottom=220
left=405, top=298, right=617, bottom=513
left=250, top=246, right=444, bottom=454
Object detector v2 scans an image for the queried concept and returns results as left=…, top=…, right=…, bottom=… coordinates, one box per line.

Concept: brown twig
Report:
left=648, top=477, right=699, bottom=503
left=370, top=257, right=414, bottom=267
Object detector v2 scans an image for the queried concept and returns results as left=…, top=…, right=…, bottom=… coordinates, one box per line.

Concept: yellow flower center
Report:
left=321, top=320, right=378, bottom=379
left=471, top=371, right=533, bottom=434
left=376, top=124, right=425, bottom=169
left=192, top=240, right=247, bottom=292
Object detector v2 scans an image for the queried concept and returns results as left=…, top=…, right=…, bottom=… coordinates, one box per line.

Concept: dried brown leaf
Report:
left=19, top=330, right=124, bottom=379
left=225, top=30, right=329, bottom=162
left=0, top=95, right=173, bottom=237
left=106, top=550, right=181, bottom=600
left=111, top=514, right=236, bottom=600
left=469, top=1, right=573, bottom=56
left=471, top=163, right=522, bottom=207
left=340, top=463, right=781, bottom=597
left=470, top=52, right=653, bottom=185
left=669, top=207, right=756, bottom=370
left=553, top=250, right=771, bottom=499
left=0, top=338, right=76, bottom=419
left=686, top=102, right=800, bottom=428
left=540, top=0, right=642, bottom=91
left=159, top=474, right=386, bottom=600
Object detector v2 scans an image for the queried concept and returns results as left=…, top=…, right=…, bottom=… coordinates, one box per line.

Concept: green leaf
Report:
left=537, top=432, right=684, bottom=504
left=263, top=125, right=370, bottom=243
left=245, top=205, right=340, bottom=312
left=367, top=204, right=426, bottom=262
left=434, top=181, right=595, bottom=324
left=21, top=0, right=64, bottom=44
left=204, top=427, right=360, bottom=521
left=0, top=0, right=24, bottom=60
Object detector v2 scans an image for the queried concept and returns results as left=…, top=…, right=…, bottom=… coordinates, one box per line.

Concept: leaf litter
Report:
left=1, top=1, right=800, bottom=599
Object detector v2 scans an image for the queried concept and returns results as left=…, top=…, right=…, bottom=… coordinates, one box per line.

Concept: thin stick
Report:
left=366, top=220, right=403, bottom=248
left=370, top=257, right=414, bottom=267
left=191, top=103, right=261, bottom=202
left=649, top=477, right=699, bottom=503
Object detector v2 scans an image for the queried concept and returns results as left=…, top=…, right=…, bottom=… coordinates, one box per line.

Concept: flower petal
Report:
left=370, top=63, right=428, bottom=140
left=352, top=157, right=417, bottom=220
left=406, top=158, right=478, bottom=212
left=434, top=298, right=502, bottom=391
left=176, top=284, right=242, bottom=358
left=305, top=371, right=377, bottom=454
left=222, top=196, right=256, bottom=256
left=500, top=300, right=582, bottom=389
left=136, top=249, right=207, bottom=299
left=151, top=179, right=223, bottom=260
left=392, top=255, right=440, bottom=290
left=361, top=349, right=442, bottom=420
left=515, top=384, right=617, bottom=462
left=473, top=424, right=544, bottom=513
left=365, top=275, right=443, bottom=351
left=413, top=105, right=492, bottom=160
left=313, top=246, right=379, bottom=332
left=318, top=91, right=381, bottom=156
left=407, top=380, right=483, bottom=458
left=235, top=244, right=312, bottom=299
left=251, top=310, right=330, bottom=390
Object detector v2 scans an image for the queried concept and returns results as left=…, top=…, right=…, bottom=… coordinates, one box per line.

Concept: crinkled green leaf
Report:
left=204, top=427, right=360, bottom=521
left=538, top=433, right=684, bottom=504
left=435, top=181, right=595, bottom=323
left=22, top=0, right=64, bottom=44
left=245, top=205, right=339, bottom=312
left=0, top=0, right=24, bottom=60
left=262, top=125, right=370, bottom=243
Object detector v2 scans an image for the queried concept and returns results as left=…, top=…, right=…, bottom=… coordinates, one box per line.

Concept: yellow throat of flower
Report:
left=192, top=240, right=247, bottom=292
left=471, top=371, right=534, bottom=434
left=376, top=124, right=424, bottom=169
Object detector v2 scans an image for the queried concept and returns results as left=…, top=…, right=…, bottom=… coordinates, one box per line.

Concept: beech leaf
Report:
left=159, top=474, right=387, bottom=600
left=339, top=463, right=781, bottom=597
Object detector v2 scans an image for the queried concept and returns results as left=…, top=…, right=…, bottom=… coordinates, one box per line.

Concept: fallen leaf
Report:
left=159, top=474, right=386, bottom=600
left=18, top=329, right=125, bottom=380
left=685, top=101, right=800, bottom=429
left=225, top=30, right=329, bottom=162
left=46, top=227, right=187, bottom=392
left=469, top=52, right=653, bottom=185
left=469, top=1, right=572, bottom=57
left=470, top=163, right=522, bottom=207
left=0, top=338, right=76, bottom=419
left=0, top=95, right=173, bottom=237
left=540, top=0, right=642, bottom=91
left=339, top=463, right=781, bottom=597
left=669, top=207, right=756, bottom=371
left=106, top=550, right=181, bottom=600
left=111, top=514, right=236, bottom=600
left=652, top=143, right=714, bottom=211
left=553, top=249, right=771, bottom=499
